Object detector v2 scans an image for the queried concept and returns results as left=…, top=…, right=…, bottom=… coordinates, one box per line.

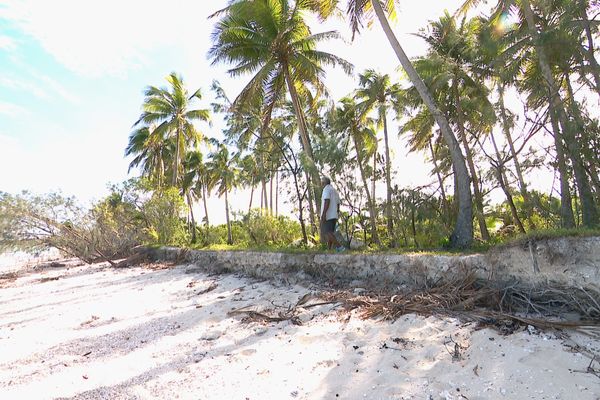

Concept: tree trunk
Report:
left=186, top=191, right=197, bottom=243
left=172, top=129, right=181, bottom=187
left=382, top=110, right=394, bottom=242
left=305, top=172, right=318, bottom=235
left=522, top=0, right=598, bottom=227
left=269, top=174, right=274, bottom=216
left=284, top=66, right=322, bottom=218
left=410, top=192, right=419, bottom=249
left=202, top=184, right=210, bottom=227
left=565, top=72, right=600, bottom=212
left=429, top=139, right=451, bottom=229
left=371, top=0, right=473, bottom=247
left=352, top=132, right=379, bottom=244
left=372, top=145, right=377, bottom=213
left=292, top=169, right=308, bottom=244
left=248, top=185, right=254, bottom=214
left=224, top=188, right=232, bottom=245
left=549, top=109, right=576, bottom=228
left=261, top=178, right=268, bottom=214
left=158, top=156, right=165, bottom=189
left=489, top=131, right=526, bottom=234
left=498, top=83, right=536, bottom=229
left=276, top=170, right=279, bottom=217
left=453, top=83, right=490, bottom=241
left=580, top=0, right=600, bottom=101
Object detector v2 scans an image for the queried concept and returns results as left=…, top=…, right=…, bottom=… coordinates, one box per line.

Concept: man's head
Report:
left=321, top=176, right=331, bottom=187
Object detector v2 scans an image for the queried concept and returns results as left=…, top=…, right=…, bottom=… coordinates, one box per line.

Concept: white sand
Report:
left=0, top=262, right=598, bottom=400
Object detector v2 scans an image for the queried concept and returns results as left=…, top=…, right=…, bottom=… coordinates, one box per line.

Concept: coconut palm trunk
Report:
left=549, top=109, right=576, bottom=228
left=305, top=170, right=318, bottom=235
left=292, top=170, right=309, bottom=244
left=382, top=112, right=394, bottom=240
left=521, top=0, right=598, bottom=227
left=276, top=171, right=279, bottom=216
left=564, top=73, right=600, bottom=200
left=248, top=184, right=255, bottom=214
left=370, top=0, right=473, bottom=247
left=352, top=132, right=379, bottom=244
left=224, top=187, right=233, bottom=245
left=453, top=83, right=490, bottom=240
left=489, top=131, right=526, bottom=233
left=173, top=126, right=182, bottom=186
left=498, top=83, right=536, bottom=229
left=429, top=139, right=452, bottom=228
left=186, top=191, right=197, bottom=243
left=202, top=184, right=210, bottom=227
left=580, top=0, right=600, bottom=101
left=269, top=174, right=274, bottom=216
left=284, top=66, right=323, bottom=217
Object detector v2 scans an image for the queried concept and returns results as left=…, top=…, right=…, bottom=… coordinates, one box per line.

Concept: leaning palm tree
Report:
left=355, top=69, right=400, bottom=243
left=314, top=0, right=473, bottom=247
left=208, top=0, right=353, bottom=218
left=207, top=142, right=240, bottom=245
left=133, top=72, right=210, bottom=188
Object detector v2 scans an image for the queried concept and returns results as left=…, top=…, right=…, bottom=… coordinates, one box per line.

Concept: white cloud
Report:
left=30, top=72, right=80, bottom=104
left=0, top=76, right=49, bottom=99
left=0, top=0, right=216, bottom=78
left=0, top=35, right=16, bottom=51
left=0, top=101, right=27, bottom=117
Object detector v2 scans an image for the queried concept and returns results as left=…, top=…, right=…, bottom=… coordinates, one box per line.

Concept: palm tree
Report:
left=316, top=0, right=473, bottom=247
left=207, top=142, right=240, bottom=245
left=460, top=0, right=598, bottom=228
left=133, top=72, right=210, bottom=187
left=334, top=97, right=379, bottom=244
left=208, top=0, right=353, bottom=219
left=125, top=126, right=172, bottom=188
left=183, top=150, right=212, bottom=243
left=468, top=15, right=539, bottom=230
left=355, top=69, right=400, bottom=243
left=415, top=14, right=493, bottom=241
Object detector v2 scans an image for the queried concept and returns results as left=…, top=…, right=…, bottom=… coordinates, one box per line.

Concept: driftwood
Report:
left=227, top=306, right=302, bottom=325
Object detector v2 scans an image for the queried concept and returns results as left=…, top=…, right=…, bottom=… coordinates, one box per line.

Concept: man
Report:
left=320, top=176, right=345, bottom=251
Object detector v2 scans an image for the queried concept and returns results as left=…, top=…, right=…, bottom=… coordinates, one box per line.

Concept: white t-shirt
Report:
left=321, top=184, right=339, bottom=221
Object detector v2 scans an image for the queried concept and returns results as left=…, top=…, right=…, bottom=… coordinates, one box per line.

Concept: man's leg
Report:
left=324, top=220, right=335, bottom=249
left=327, top=232, right=335, bottom=249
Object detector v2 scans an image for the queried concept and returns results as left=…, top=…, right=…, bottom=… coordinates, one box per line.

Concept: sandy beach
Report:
left=0, top=261, right=598, bottom=400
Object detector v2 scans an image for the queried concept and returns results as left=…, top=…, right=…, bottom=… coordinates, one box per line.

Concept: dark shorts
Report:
left=322, top=219, right=337, bottom=235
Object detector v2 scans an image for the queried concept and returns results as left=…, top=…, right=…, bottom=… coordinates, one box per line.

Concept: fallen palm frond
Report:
left=227, top=306, right=302, bottom=325
left=319, top=272, right=600, bottom=337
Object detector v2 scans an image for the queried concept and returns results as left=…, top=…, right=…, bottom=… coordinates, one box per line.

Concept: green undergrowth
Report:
left=181, top=228, right=600, bottom=256
left=493, top=228, right=600, bottom=250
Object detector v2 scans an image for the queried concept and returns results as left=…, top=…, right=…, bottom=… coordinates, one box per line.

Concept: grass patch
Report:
left=496, top=228, right=600, bottom=249
left=179, top=230, right=600, bottom=256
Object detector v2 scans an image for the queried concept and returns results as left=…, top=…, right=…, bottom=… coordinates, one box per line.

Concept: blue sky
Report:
left=0, top=0, right=472, bottom=220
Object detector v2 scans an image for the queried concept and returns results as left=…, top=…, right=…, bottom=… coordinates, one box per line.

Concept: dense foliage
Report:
left=123, top=0, right=600, bottom=251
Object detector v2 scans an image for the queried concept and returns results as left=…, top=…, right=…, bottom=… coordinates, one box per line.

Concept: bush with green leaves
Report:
left=0, top=179, right=193, bottom=263
left=0, top=190, right=143, bottom=264
left=241, top=210, right=302, bottom=246
left=139, top=187, right=189, bottom=246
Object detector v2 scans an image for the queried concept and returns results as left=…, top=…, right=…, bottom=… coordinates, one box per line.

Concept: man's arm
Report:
left=322, top=199, right=330, bottom=221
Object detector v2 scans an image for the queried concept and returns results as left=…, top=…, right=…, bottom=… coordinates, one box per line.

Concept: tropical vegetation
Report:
left=3, top=0, right=600, bottom=259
